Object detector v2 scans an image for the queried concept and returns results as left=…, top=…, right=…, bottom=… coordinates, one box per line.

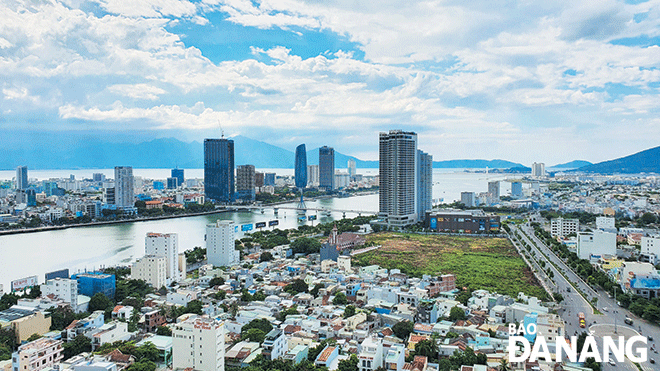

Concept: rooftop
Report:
left=0, top=307, right=36, bottom=322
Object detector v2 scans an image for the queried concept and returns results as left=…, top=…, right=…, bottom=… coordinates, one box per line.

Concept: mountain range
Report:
left=2, top=132, right=658, bottom=174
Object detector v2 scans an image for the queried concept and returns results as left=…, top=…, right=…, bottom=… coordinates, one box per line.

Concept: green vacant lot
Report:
left=353, top=232, right=547, bottom=299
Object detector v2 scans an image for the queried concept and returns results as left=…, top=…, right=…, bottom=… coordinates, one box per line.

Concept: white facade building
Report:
left=41, top=278, right=78, bottom=308
left=378, top=130, right=418, bottom=227
left=642, top=236, right=660, bottom=256
left=460, top=192, right=475, bottom=207
left=577, top=230, right=617, bottom=259
left=172, top=316, right=225, bottom=371
left=358, top=336, right=383, bottom=371
left=596, top=216, right=616, bottom=231
left=206, top=220, right=240, bottom=267
left=131, top=255, right=167, bottom=288
left=550, top=218, right=579, bottom=237
left=145, top=232, right=182, bottom=284
left=307, top=165, right=319, bottom=188
left=12, top=338, right=63, bottom=371
left=348, top=159, right=356, bottom=178
left=114, top=166, right=134, bottom=208
left=531, top=162, right=545, bottom=177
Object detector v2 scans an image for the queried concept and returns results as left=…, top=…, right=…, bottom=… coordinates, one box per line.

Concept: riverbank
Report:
left=0, top=190, right=377, bottom=237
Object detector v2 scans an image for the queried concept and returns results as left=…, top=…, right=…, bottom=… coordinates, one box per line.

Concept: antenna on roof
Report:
left=218, top=120, right=224, bottom=138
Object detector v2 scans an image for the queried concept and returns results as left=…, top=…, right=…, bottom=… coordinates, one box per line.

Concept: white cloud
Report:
left=107, top=84, right=167, bottom=100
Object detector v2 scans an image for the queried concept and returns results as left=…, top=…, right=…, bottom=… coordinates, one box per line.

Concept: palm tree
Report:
left=499, top=359, right=510, bottom=371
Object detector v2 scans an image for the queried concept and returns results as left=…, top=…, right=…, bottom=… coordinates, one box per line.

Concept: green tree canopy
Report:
left=392, top=320, right=414, bottom=340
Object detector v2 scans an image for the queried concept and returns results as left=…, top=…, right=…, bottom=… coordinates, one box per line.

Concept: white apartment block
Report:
left=114, top=166, right=134, bottom=208
left=131, top=255, right=167, bottom=288
left=12, top=338, right=63, bottom=371
left=145, top=232, right=182, bottom=284
left=91, top=321, right=132, bottom=350
left=206, top=220, right=240, bottom=267
left=550, top=218, right=579, bottom=237
left=642, top=236, right=660, bottom=256
left=577, top=230, right=617, bottom=259
left=40, top=278, right=78, bottom=308
left=358, top=336, right=383, bottom=371
left=596, top=216, right=616, bottom=230
left=378, top=130, right=418, bottom=227
left=172, top=316, right=225, bottom=371
left=531, top=162, right=545, bottom=177
left=307, top=165, right=319, bottom=187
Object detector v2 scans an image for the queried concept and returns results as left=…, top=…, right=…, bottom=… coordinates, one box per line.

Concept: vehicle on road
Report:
left=651, top=358, right=655, bottom=364
left=624, top=317, right=633, bottom=325
left=609, top=359, right=616, bottom=366
left=602, top=307, right=608, bottom=312
left=649, top=336, right=654, bottom=341
left=579, top=312, right=586, bottom=328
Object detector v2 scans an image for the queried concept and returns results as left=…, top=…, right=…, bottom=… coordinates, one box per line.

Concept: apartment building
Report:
left=11, top=338, right=63, bottom=371
left=172, top=316, right=225, bottom=371
left=550, top=218, right=579, bottom=237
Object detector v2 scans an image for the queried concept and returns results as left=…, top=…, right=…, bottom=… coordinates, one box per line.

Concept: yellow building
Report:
left=0, top=308, right=52, bottom=343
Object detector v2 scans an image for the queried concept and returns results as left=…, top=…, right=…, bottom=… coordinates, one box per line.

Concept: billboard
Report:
left=235, top=226, right=239, bottom=233
left=241, top=223, right=253, bottom=232
left=268, top=220, right=279, bottom=227
left=430, top=218, right=437, bottom=229
left=308, top=215, right=317, bottom=221
left=256, top=222, right=266, bottom=228
left=45, top=269, right=70, bottom=281
left=11, top=275, right=38, bottom=292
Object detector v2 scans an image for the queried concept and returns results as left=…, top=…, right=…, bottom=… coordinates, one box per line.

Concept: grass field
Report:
left=353, top=232, right=547, bottom=300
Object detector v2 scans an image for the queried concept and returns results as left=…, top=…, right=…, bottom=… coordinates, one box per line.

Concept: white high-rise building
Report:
left=207, top=220, right=240, bottom=267
left=145, top=233, right=182, bottom=284
left=41, top=278, right=78, bottom=308
left=379, top=130, right=418, bottom=227
left=172, top=316, right=225, bottom=371
left=488, top=181, right=500, bottom=203
left=550, top=218, right=579, bottom=237
left=596, top=216, right=616, bottom=231
left=577, top=230, right=617, bottom=259
left=642, top=236, right=660, bottom=256
left=131, top=256, right=167, bottom=288
left=460, top=192, right=475, bottom=207
left=416, top=150, right=433, bottom=221
left=347, top=159, right=357, bottom=178
left=114, top=166, right=134, bottom=208
left=532, top=162, right=545, bottom=177
left=307, top=165, right=319, bottom=188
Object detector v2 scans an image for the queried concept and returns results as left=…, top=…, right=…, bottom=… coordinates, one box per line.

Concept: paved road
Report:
left=512, top=221, right=659, bottom=370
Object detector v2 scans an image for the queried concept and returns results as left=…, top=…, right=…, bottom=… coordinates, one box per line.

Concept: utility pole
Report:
left=614, top=289, right=617, bottom=334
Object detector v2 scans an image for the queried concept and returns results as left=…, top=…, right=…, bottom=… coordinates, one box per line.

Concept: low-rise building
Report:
left=425, top=210, right=500, bottom=234
left=11, top=337, right=63, bottom=371
left=262, top=328, right=287, bottom=361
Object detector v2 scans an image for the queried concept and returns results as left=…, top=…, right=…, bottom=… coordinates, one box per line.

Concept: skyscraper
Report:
left=417, top=150, right=433, bottom=221
left=379, top=130, right=418, bottom=227
left=236, top=165, right=256, bottom=201
left=206, top=220, right=240, bottom=267
left=307, top=165, right=319, bottom=187
left=16, top=166, right=28, bottom=190
left=347, top=159, right=356, bottom=178
left=294, top=144, right=307, bottom=189
left=167, top=177, right=178, bottom=189
left=532, top=162, right=545, bottom=177
left=204, top=138, right=235, bottom=203
left=114, top=166, right=134, bottom=208
left=488, top=181, right=500, bottom=203
left=319, top=146, right=335, bottom=190
left=511, top=181, right=523, bottom=197
left=171, top=168, right=184, bottom=187
left=461, top=192, right=476, bottom=207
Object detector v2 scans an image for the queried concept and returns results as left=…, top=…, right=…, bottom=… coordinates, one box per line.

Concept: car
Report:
left=625, top=317, right=633, bottom=325
left=649, top=335, right=654, bottom=341
left=609, top=359, right=616, bottom=366
left=603, top=307, right=608, bottom=312
left=651, top=358, right=655, bottom=364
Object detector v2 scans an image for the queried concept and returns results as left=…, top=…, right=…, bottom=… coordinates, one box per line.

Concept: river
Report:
left=0, top=169, right=516, bottom=290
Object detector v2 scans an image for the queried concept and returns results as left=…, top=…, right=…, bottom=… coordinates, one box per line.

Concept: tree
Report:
left=332, top=292, right=348, bottom=305
left=415, top=339, right=438, bottom=361
left=455, top=289, right=472, bottom=306
left=337, top=354, right=359, bottom=371
left=208, top=276, right=225, bottom=287
left=89, top=292, right=113, bottom=312
left=640, top=213, right=657, bottom=225
left=290, top=237, right=322, bottom=254
left=392, top=321, right=414, bottom=340
left=26, top=333, right=42, bottom=342
left=244, top=328, right=266, bottom=343
left=63, top=335, right=92, bottom=359
left=285, top=279, right=309, bottom=295
left=310, top=283, right=324, bottom=298
left=448, top=306, right=466, bottom=321
left=260, top=252, right=274, bottom=262
left=242, top=318, right=273, bottom=337
left=126, top=360, right=156, bottom=371
left=583, top=357, right=601, bottom=371
left=0, top=327, right=16, bottom=353
left=156, top=326, right=172, bottom=336
left=343, top=305, right=356, bottom=318
left=498, top=359, right=510, bottom=371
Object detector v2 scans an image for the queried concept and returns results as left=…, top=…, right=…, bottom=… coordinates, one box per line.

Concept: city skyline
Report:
left=1, top=1, right=660, bottom=165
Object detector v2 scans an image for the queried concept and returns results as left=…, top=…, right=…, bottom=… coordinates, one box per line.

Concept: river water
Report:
left=0, top=169, right=516, bottom=290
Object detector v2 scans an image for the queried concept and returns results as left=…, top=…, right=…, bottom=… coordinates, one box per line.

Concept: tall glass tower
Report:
left=319, top=146, right=335, bottom=191
left=294, top=144, right=307, bottom=209
left=379, top=130, right=418, bottom=227
left=204, top=138, right=235, bottom=203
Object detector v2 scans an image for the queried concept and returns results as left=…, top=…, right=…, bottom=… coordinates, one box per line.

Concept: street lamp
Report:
left=614, top=289, right=617, bottom=335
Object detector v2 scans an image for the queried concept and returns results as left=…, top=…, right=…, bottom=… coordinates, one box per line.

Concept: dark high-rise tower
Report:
left=16, top=166, right=28, bottom=190
left=171, top=168, right=184, bottom=187
left=204, top=138, right=235, bottom=203
left=319, top=146, right=335, bottom=191
left=294, top=144, right=307, bottom=189
left=379, top=130, right=418, bottom=227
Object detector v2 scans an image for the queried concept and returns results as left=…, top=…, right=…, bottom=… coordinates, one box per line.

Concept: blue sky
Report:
left=1, top=0, right=660, bottom=165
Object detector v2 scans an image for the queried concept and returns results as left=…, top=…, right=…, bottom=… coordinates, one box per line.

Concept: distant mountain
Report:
left=0, top=132, right=526, bottom=171
left=550, top=160, right=592, bottom=169
left=576, top=146, right=660, bottom=174
left=432, top=159, right=525, bottom=169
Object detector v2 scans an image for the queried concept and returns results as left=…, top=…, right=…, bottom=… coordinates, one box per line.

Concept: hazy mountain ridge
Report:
left=550, top=160, right=592, bottom=169
left=575, top=146, right=660, bottom=174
